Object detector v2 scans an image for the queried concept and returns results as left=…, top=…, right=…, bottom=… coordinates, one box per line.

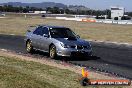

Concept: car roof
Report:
left=38, top=25, right=69, bottom=29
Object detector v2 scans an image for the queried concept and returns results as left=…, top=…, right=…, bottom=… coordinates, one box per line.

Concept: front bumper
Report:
left=56, top=48, right=92, bottom=57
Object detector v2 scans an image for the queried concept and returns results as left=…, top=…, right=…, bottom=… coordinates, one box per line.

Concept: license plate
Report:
left=78, top=51, right=85, bottom=53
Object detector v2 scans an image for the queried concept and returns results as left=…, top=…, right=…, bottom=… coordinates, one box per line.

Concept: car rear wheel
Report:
left=49, top=45, right=57, bottom=59
left=26, top=40, right=34, bottom=53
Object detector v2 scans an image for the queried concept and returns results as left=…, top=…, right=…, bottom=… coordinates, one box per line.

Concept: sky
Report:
left=0, top=0, right=132, bottom=11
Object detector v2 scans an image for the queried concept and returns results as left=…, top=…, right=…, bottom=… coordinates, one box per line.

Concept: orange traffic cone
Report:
left=80, top=68, right=90, bottom=86
left=82, top=68, right=89, bottom=78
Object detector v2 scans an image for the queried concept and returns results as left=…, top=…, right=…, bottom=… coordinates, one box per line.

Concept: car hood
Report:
left=55, top=38, right=90, bottom=46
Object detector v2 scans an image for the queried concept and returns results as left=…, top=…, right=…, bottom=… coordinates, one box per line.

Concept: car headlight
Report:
left=60, top=43, right=70, bottom=48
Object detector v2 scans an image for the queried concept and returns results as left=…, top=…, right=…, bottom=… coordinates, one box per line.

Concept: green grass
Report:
left=0, top=16, right=132, bottom=44
left=0, top=56, right=81, bottom=88
left=0, top=55, right=127, bottom=88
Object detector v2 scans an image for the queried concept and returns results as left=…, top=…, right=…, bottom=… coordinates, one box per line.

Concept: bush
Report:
left=96, top=16, right=105, bottom=19
left=41, top=15, right=46, bottom=17
left=121, top=16, right=131, bottom=20
left=114, top=17, right=118, bottom=20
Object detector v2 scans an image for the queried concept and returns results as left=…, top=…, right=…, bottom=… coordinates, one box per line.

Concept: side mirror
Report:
left=43, top=34, right=49, bottom=38
left=29, top=25, right=36, bottom=27
left=77, top=35, right=80, bottom=38
left=27, top=30, right=31, bottom=32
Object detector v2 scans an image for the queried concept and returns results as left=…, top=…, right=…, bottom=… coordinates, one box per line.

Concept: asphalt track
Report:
left=0, top=34, right=132, bottom=79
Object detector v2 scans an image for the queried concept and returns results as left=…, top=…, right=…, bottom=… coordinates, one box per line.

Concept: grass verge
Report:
left=0, top=51, right=131, bottom=88
left=0, top=56, right=82, bottom=88
left=0, top=51, right=130, bottom=88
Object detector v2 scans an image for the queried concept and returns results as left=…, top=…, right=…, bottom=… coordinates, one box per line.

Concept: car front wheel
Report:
left=26, top=40, right=34, bottom=53
left=49, top=45, right=57, bottom=59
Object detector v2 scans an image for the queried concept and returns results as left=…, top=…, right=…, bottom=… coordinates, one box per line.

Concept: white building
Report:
left=111, top=6, right=125, bottom=20
left=34, top=11, right=47, bottom=14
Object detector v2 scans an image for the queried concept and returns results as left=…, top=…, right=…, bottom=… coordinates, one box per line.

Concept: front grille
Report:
left=70, top=45, right=90, bottom=49
left=77, top=45, right=84, bottom=49
left=71, top=46, right=76, bottom=48
left=83, top=46, right=87, bottom=49
left=71, top=51, right=88, bottom=57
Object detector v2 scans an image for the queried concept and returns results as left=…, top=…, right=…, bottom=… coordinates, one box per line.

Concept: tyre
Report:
left=49, top=45, right=57, bottom=59
left=26, top=40, right=34, bottom=53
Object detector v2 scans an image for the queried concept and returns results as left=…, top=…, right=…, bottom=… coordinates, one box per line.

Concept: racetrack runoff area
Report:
left=0, top=16, right=132, bottom=44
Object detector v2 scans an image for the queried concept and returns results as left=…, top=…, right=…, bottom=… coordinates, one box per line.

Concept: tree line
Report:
left=0, top=5, right=132, bottom=17
left=0, top=5, right=43, bottom=13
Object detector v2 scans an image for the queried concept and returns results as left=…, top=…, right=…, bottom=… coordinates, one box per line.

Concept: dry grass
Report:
left=0, top=16, right=132, bottom=43
left=0, top=50, right=130, bottom=88
left=0, top=56, right=82, bottom=88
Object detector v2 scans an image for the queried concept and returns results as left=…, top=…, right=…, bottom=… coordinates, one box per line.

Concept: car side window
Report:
left=33, top=27, right=42, bottom=35
left=33, top=26, right=49, bottom=36
left=41, top=27, right=49, bottom=36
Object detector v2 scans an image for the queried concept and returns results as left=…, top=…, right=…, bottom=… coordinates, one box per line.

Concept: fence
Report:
left=55, top=17, right=132, bottom=25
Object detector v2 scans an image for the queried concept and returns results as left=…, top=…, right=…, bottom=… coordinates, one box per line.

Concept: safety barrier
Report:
left=97, top=19, right=132, bottom=25
left=55, top=17, right=132, bottom=25
left=82, top=19, right=96, bottom=22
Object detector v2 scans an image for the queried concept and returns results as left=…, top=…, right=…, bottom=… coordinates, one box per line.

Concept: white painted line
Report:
left=10, top=34, right=15, bottom=35
left=87, top=39, right=132, bottom=47
left=0, top=33, right=16, bottom=36
left=0, top=17, right=7, bottom=18
left=1, top=49, right=8, bottom=51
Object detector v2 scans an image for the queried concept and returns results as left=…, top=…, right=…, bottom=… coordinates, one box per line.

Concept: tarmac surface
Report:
left=0, top=34, right=132, bottom=79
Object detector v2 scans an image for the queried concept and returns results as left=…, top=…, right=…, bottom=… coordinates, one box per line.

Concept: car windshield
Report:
left=49, top=28, right=77, bottom=38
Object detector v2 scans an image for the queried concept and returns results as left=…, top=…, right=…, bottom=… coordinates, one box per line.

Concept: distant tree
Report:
left=46, top=7, right=62, bottom=14
left=125, top=12, right=132, bottom=17
left=19, top=6, right=23, bottom=13
left=85, top=10, right=92, bottom=15
left=0, top=4, right=131, bottom=17
left=30, top=7, right=36, bottom=11
left=0, top=6, right=3, bottom=11
left=105, top=9, right=111, bottom=19
left=59, top=9, right=64, bottom=14
left=23, top=7, right=29, bottom=13
left=46, top=7, right=53, bottom=13
left=114, top=17, right=118, bottom=20
left=121, top=16, right=131, bottom=20
left=52, top=7, right=60, bottom=14
left=0, top=5, right=45, bottom=13
left=64, top=9, right=70, bottom=14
